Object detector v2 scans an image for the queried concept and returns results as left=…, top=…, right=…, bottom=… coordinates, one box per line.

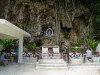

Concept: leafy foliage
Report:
left=72, top=38, right=84, bottom=47
left=63, top=32, right=69, bottom=39
left=0, top=39, right=16, bottom=50
left=26, top=43, right=38, bottom=52
left=92, top=1, right=100, bottom=40
left=88, top=39, right=100, bottom=51
left=70, top=48, right=83, bottom=52
left=93, top=2, right=100, bottom=14
left=95, top=15, right=100, bottom=23
left=70, top=38, right=84, bottom=52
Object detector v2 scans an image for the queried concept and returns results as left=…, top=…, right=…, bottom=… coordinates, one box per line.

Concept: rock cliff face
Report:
left=0, top=0, right=93, bottom=47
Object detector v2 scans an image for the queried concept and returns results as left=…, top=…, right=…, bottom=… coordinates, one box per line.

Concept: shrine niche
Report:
left=46, top=28, right=54, bottom=37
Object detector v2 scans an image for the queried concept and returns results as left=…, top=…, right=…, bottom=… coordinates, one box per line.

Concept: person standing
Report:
left=86, top=48, right=93, bottom=62
left=36, top=51, right=40, bottom=62
left=65, top=46, right=70, bottom=63
left=0, top=50, right=8, bottom=65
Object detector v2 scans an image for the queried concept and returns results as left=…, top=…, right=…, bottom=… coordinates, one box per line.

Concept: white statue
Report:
left=46, top=28, right=53, bottom=37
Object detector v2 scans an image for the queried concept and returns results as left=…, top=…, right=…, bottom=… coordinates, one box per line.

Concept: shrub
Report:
left=88, top=39, right=100, bottom=51
left=72, top=38, right=84, bottom=47
left=70, top=48, right=83, bottom=52
left=63, top=32, right=69, bottom=39
left=26, top=43, right=38, bottom=52
left=0, top=39, right=16, bottom=49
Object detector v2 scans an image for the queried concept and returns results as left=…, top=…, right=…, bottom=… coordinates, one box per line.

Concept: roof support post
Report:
left=18, top=37, right=23, bottom=63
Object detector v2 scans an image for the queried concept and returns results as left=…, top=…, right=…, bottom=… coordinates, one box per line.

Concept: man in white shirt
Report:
left=86, top=48, right=93, bottom=62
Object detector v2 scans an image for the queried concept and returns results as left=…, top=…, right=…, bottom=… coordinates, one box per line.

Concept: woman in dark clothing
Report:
left=0, top=50, right=8, bottom=65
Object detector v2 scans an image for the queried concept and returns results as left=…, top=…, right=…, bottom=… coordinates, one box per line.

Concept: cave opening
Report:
left=60, top=22, right=71, bottom=33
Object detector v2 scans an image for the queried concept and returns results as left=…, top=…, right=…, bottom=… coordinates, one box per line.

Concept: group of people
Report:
left=65, top=46, right=93, bottom=63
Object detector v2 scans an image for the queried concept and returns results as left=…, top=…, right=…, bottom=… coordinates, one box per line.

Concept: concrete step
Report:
left=36, top=59, right=67, bottom=69
left=36, top=66, right=67, bottom=69
left=39, top=59, right=66, bottom=64
left=36, top=64, right=67, bottom=69
left=36, top=62, right=67, bottom=69
left=39, top=64, right=66, bottom=67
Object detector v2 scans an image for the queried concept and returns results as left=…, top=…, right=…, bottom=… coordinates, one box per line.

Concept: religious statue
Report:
left=46, top=28, right=54, bottom=37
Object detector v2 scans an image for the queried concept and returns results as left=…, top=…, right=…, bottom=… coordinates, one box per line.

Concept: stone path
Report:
left=0, top=63, right=100, bottom=75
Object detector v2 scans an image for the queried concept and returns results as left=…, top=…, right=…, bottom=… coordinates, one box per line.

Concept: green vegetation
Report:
left=26, top=43, right=39, bottom=52
left=88, top=39, right=100, bottom=51
left=60, top=48, right=66, bottom=52
left=71, top=38, right=100, bottom=52
left=71, top=38, right=84, bottom=52
left=63, top=32, right=69, bottom=39
left=70, top=48, right=83, bottom=52
left=72, top=38, right=84, bottom=47
left=0, top=39, right=16, bottom=51
left=92, top=0, right=100, bottom=40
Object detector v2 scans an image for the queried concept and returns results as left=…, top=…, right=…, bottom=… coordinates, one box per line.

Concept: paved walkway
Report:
left=0, top=63, right=100, bottom=75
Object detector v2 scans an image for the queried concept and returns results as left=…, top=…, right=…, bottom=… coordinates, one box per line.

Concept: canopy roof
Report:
left=0, top=19, right=31, bottom=39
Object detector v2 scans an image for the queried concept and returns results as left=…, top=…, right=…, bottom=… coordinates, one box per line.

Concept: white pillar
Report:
left=18, top=37, right=23, bottom=63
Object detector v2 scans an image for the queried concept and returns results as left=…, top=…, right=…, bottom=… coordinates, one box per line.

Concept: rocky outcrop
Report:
left=0, top=0, right=93, bottom=47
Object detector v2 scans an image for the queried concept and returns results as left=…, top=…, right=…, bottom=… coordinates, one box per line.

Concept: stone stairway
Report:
left=36, top=59, right=67, bottom=69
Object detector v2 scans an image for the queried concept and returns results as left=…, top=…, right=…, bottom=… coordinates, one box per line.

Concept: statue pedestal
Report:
left=42, top=53, right=61, bottom=59
left=42, top=46, right=59, bottom=54
left=36, top=46, right=67, bottom=69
